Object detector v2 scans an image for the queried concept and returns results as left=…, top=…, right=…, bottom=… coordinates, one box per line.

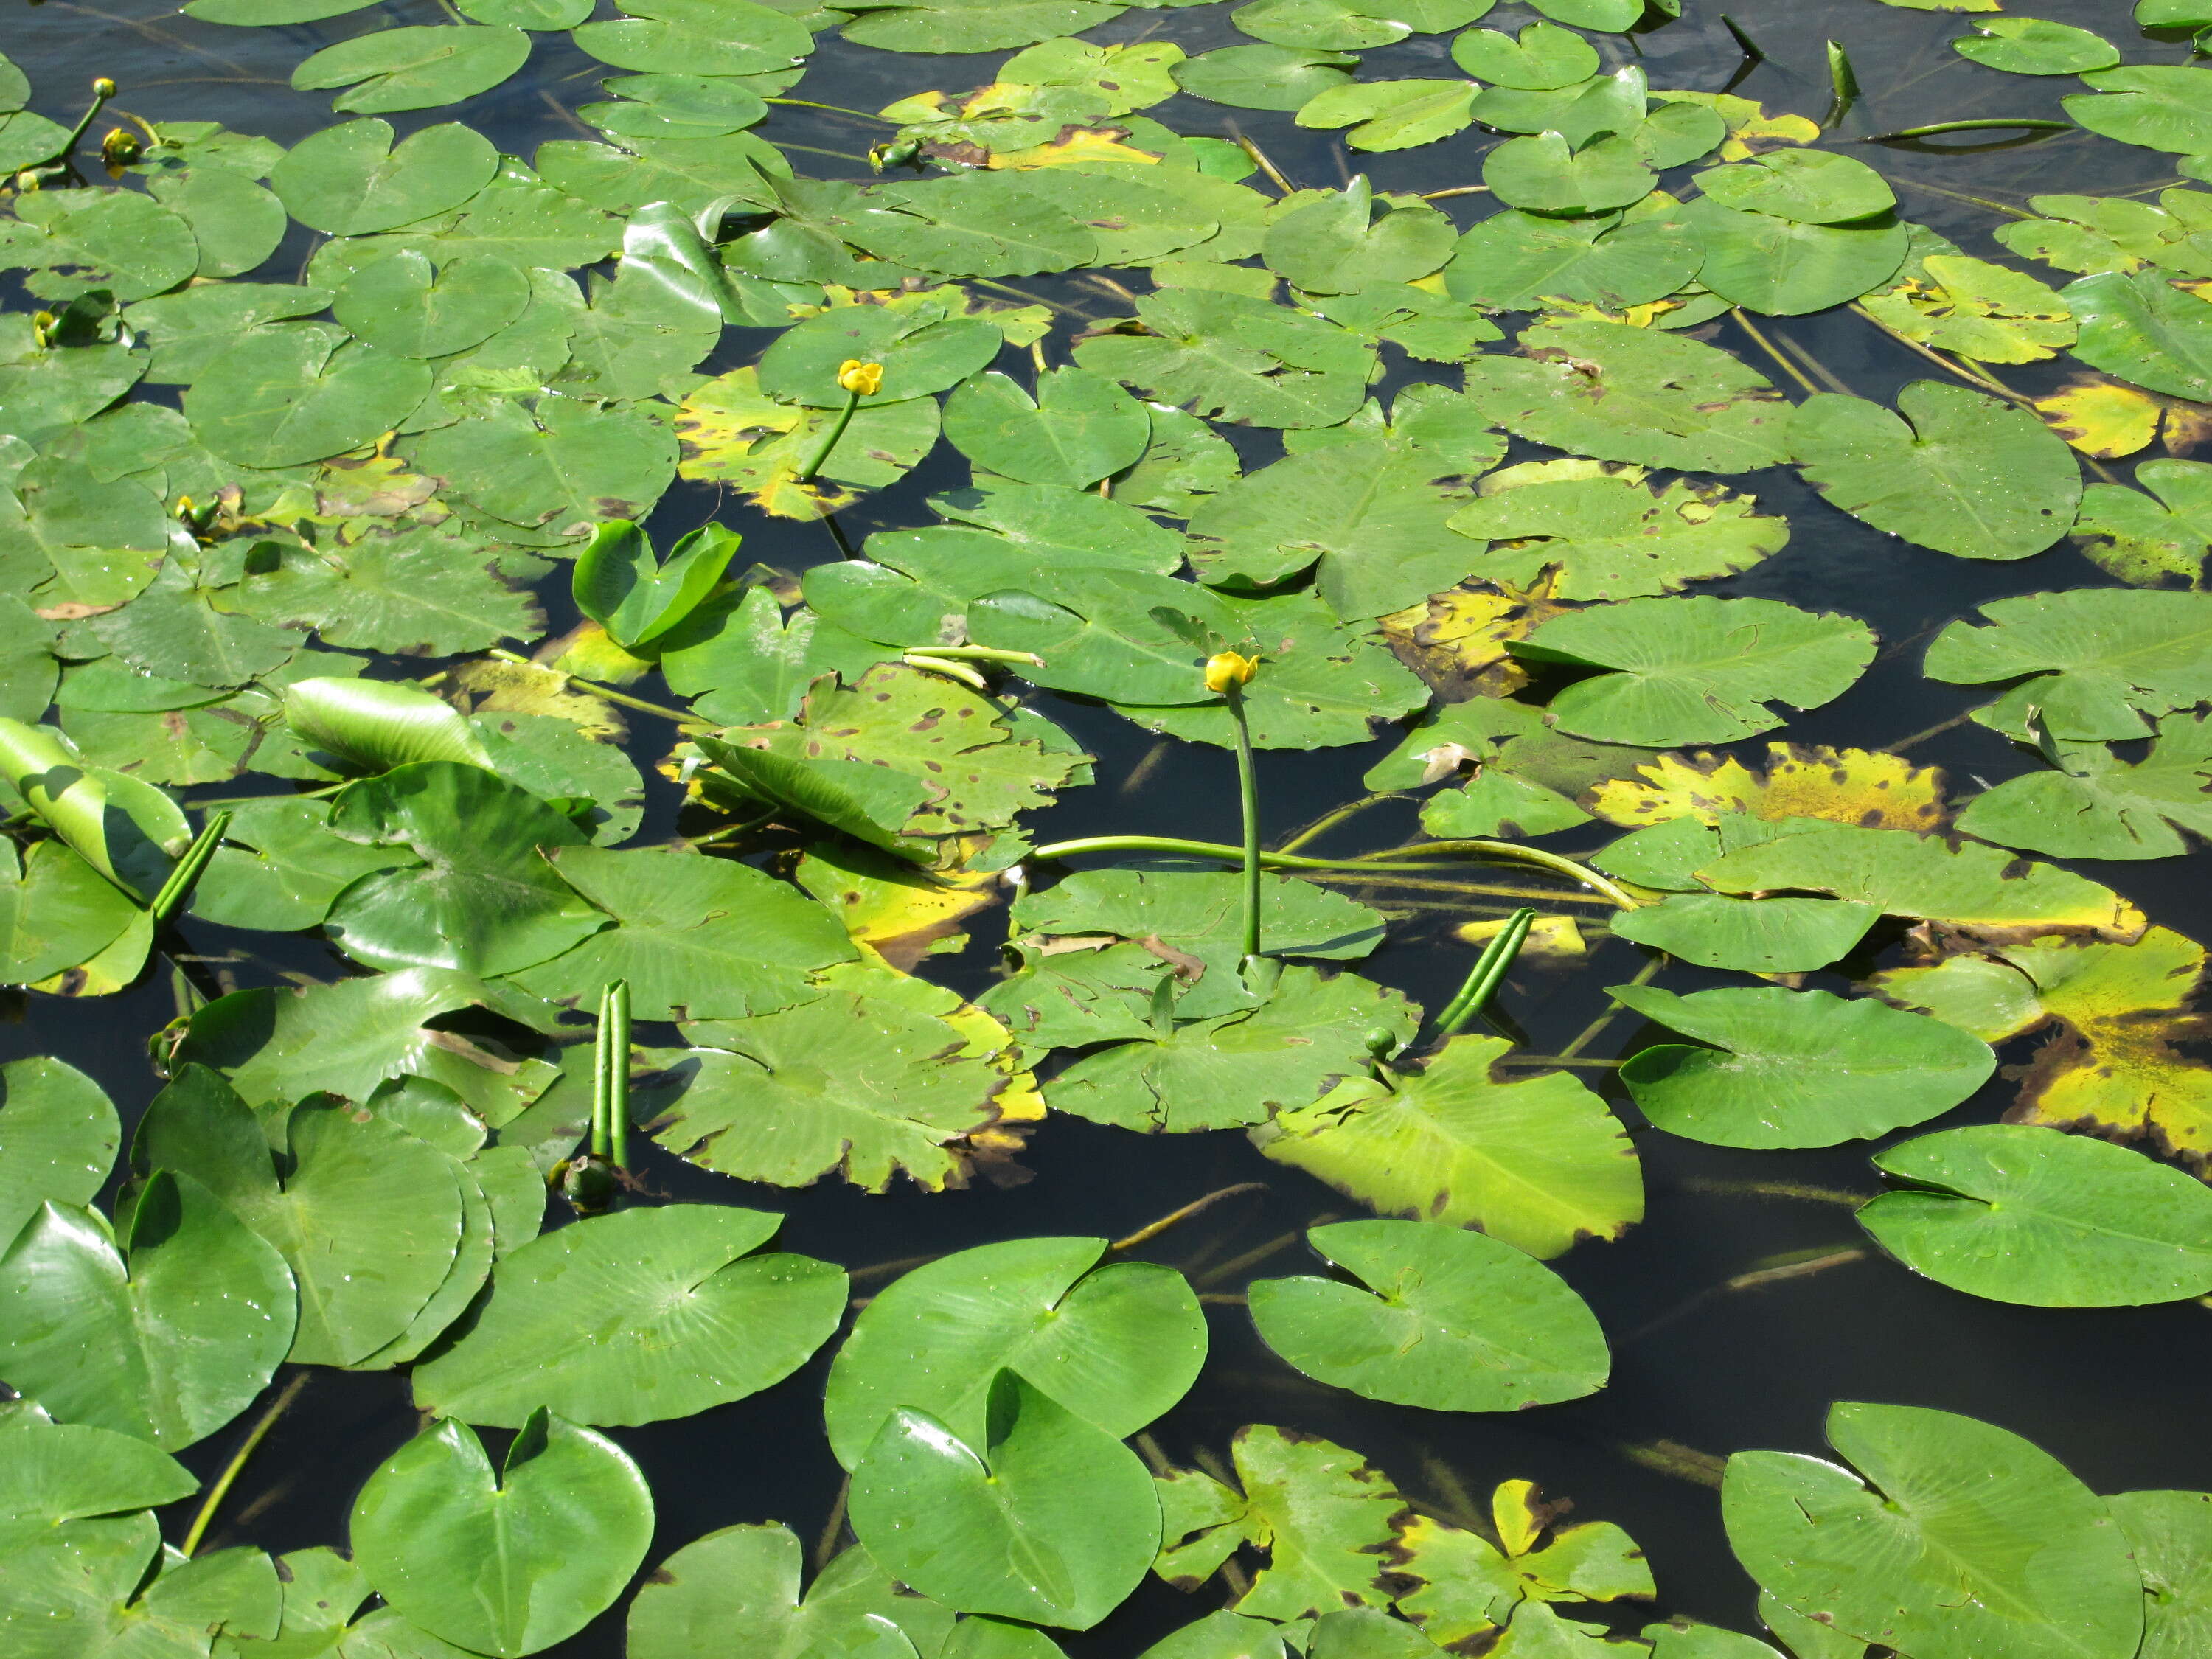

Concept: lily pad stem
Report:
left=180, top=1370, right=310, bottom=1558
left=484, top=649, right=703, bottom=726
left=1731, top=308, right=1820, bottom=398
left=1433, top=907, right=1537, bottom=1037
left=1557, top=951, right=1663, bottom=1060
left=1110, top=1182, right=1268, bottom=1253
left=796, top=388, right=862, bottom=486
left=1025, top=835, right=1638, bottom=909
left=1854, top=119, right=2073, bottom=142
left=1274, top=790, right=1403, bottom=855
left=147, top=810, right=231, bottom=925
left=764, top=97, right=894, bottom=123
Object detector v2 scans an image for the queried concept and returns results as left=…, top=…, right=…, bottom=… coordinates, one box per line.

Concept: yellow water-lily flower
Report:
left=1204, top=650, right=1257, bottom=693
left=836, top=359, right=884, bottom=396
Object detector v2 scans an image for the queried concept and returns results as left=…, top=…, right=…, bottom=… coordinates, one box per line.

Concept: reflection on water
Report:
left=8, top=0, right=2212, bottom=1650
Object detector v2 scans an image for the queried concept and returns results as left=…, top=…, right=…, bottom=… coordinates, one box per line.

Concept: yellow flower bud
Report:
left=29, top=311, right=55, bottom=347
left=91, top=77, right=116, bottom=99
left=1204, top=650, right=1257, bottom=693
left=836, top=359, right=884, bottom=397
left=100, top=127, right=142, bottom=170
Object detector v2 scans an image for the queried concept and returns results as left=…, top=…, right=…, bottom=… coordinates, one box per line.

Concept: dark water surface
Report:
left=9, top=0, right=2212, bottom=1652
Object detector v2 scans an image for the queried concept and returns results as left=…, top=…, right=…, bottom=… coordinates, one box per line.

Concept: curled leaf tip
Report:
left=1204, top=650, right=1258, bottom=694
left=837, top=359, right=885, bottom=396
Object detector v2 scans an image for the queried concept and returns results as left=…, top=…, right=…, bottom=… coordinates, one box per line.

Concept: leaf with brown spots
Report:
left=1587, top=745, right=1946, bottom=833
left=1874, top=925, right=2212, bottom=1169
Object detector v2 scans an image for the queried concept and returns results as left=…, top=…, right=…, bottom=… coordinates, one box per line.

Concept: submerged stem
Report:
left=181, top=1371, right=310, bottom=1557
left=1273, top=791, right=1402, bottom=855
left=1857, top=119, right=2073, bottom=142
left=1024, top=835, right=1638, bottom=910
left=1731, top=308, right=1820, bottom=397
left=1557, top=952, right=1663, bottom=1060
left=1111, top=1183, right=1268, bottom=1253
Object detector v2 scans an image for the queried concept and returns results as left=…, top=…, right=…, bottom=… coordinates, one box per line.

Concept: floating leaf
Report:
left=942, top=368, right=1150, bottom=488
left=1790, top=381, right=2080, bottom=561
left=1012, top=866, right=1385, bottom=983
left=1955, top=18, right=2119, bottom=76
left=1955, top=712, right=2212, bottom=861
left=415, top=1204, right=845, bottom=1427
left=0, top=189, right=200, bottom=304
left=184, top=326, right=430, bottom=468
left=1615, top=984, right=1994, bottom=1149
left=1453, top=21, right=1598, bottom=89
left=1922, top=588, right=2212, bottom=741
left=2062, top=270, right=2212, bottom=404
left=511, top=845, right=855, bottom=1018
left=1861, top=1124, right=2212, bottom=1307
left=352, top=1411, right=654, bottom=1658
left=1703, top=821, right=2143, bottom=944
left=0, top=1057, right=116, bottom=1248
left=1463, top=320, right=1790, bottom=473
left=137, top=1065, right=467, bottom=1367
left=2113, top=1489, right=2212, bottom=1659
left=2066, top=66, right=2212, bottom=157
left=0, top=1174, right=294, bottom=1450
left=1724, top=1403, right=2143, bottom=1659
left=851, top=1371, right=1158, bottom=1630
left=2072, top=459, right=2212, bottom=585
left=1448, top=467, right=1787, bottom=601
left=1256, top=1034, right=1641, bottom=1260
left=1515, top=596, right=1875, bottom=748
left=644, top=960, right=1034, bottom=1193
left=1250, top=1220, right=1609, bottom=1411
left=1073, top=287, right=1374, bottom=429
left=1485, top=131, right=1655, bottom=217
left=1175, top=44, right=1357, bottom=111
left=1874, top=927, right=2212, bottom=1166
left=627, top=1526, right=954, bottom=1659
left=1859, top=254, right=2076, bottom=364
left=1044, top=966, right=1418, bottom=1132
left=291, top=25, right=532, bottom=116
left=824, top=1234, right=1206, bottom=1469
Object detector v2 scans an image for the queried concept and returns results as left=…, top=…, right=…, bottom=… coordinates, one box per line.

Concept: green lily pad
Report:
left=1453, top=22, right=1598, bottom=89
left=1448, top=470, right=1788, bottom=601
left=352, top=1411, right=654, bottom=1658
left=1515, top=596, right=1877, bottom=747
left=1723, top=1402, right=2144, bottom=1659
left=1462, top=320, right=1790, bottom=473
left=1044, top=966, right=1418, bottom=1133
left=271, top=119, right=498, bottom=237
left=1263, top=178, right=1455, bottom=294
left=1255, top=1034, right=1643, bottom=1260
left=1072, top=287, right=1374, bottom=430
left=2113, top=1489, right=2212, bottom=1659
left=1921, top=588, right=2212, bottom=741
left=848, top=1371, right=1161, bottom=1630
left=0, top=1172, right=294, bottom=1450
left=942, top=368, right=1150, bottom=488
left=824, top=1233, right=1206, bottom=1469
left=334, top=251, right=532, bottom=360
left=236, top=526, right=544, bottom=655
left=1860, top=1124, right=2212, bottom=1307
left=575, top=0, right=812, bottom=74
left=0, top=1057, right=116, bottom=1249
left=1953, top=712, right=2212, bottom=860
left=511, top=844, right=857, bottom=1018
left=1955, top=18, right=2119, bottom=75
left=1250, top=1220, right=1610, bottom=1411
left=1611, top=892, right=1879, bottom=973
left=1694, top=823, right=2140, bottom=937
left=2066, top=66, right=2212, bottom=156
left=291, top=25, right=533, bottom=116
left=2062, top=270, right=2212, bottom=403
left=1012, top=866, right=1386, bottom=981
left=627, top=1525, right=956, bottom=1659
left=758, top=306, right=1005, bottom=409
left=1695, top=150, right=1895, bottom=224
left=1174, top=45, right=1357, bottom=111
left=147, top=164, right=285, bottom=280
left=323, top=760, right=601, bottom=976
left=1615, top=984, right=1995, bottom=1150
left=184, top=326, right=431, bottom=468
left=1485, top=132, right=1655, bottom=216
left=415, top=1203, right=846, bottom=1426
left=0, top=189, right=199, bottom=304
left=2073, top=458, right=2212, bottom=585
left=136, top=1065, right=467, bottom=1367
left=1295, top=80, right=1481, bottom=152
left=1686, top=201, right=1910, bottom=316
left=413, top=398, right=675, bottom=533
left=645, top=960, right=1029, bottom=1193
left=1442, top=206, right=1699, bottom=311
left=1860, top=253, right=2076, bottom=365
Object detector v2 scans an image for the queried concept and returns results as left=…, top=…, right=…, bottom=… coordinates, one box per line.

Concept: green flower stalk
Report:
left=1435, top=907, right=1538, bottom=1037
left=796, top=358, right=883, bottom=486
left=1205, top=651, right=1262, bottom=964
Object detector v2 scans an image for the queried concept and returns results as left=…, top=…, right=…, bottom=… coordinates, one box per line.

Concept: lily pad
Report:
left=1073, top=288, right=1374, bottom=430
left=942, top=368, right=1150, bottom=489
left=0, top=1174, right=294, bottom=1450
left=136, top=1065, right=467, bottom=1367
left=824, top=1234, right=1206, bottom=1469
left=0, top=1057, right=116, bottom=1248
left=627, top=1526, right=955, bottom=1659
left=848, top=1371, right=1161, bottom=1630
left=1723, top=1402, right=2143, bottom=1659
left=1174, top=45, right=1357, bottom=111
left=1955, top=18, right=2120, bottom=75
left=2063, top=270, right=2212, bottom=403
left=351, top=1411, right=654, bottom=1658
left=1254, top=1034, right=1643, bottom=1260
left=1615, top=984, right=1996, bottom=1149
left=1953, top=713, right=2212, bottom=861
left=291, top=25, right=532, bottom=116
left=1462, top=320, right=1790, bottom=473
left=415, top=1203, right=846, bottom=1427
left=1686, top=201, right=1910, bottom=316
left=1694, top=150, right=1896, bottom=224
left=184, top=326, right=431, bottom=468
left=1921, top=588, right=2212, bottom=740
left=1861, top=1124, right=2212, bottom=1307
left=1448, top=469, right=1787, bottom=601
left=1515, top=596, right=1877, bottom=747
left=1250, top=1220, right=1609, bottom=1411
